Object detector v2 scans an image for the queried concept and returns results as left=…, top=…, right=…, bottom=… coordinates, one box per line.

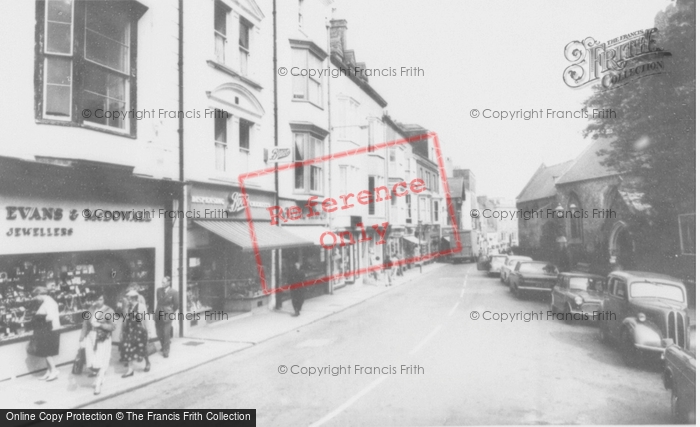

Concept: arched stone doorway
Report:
left=608, top=221, right=635, bottom=270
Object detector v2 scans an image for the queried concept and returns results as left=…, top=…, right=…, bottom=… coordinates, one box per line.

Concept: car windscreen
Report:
left=518, top=263, right=557, bottom=274
left=569, top=277, right=603, bottom=291
left=630, top=282, right=684, bottom=303
left=491, top=256, right=507, bottom=265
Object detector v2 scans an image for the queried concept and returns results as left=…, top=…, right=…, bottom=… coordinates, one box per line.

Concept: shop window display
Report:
left=0, top=249, right=154, bottom=343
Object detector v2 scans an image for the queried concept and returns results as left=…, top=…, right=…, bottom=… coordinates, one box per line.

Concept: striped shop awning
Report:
left=195, top=220, right=315, bottom=252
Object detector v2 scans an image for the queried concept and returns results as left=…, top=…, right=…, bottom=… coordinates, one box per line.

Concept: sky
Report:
left=333, top=0, right=672, bottom=200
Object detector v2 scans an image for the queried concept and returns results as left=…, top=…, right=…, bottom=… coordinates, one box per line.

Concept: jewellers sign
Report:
left=563, top=28, right=669, bottom=89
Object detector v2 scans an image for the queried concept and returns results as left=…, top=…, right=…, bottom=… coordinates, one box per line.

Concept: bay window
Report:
left=293, top=132, right=324, bottom=194
left=37, top=0, right=144, bottom=135
left=292, top=47, right=323, bottom=106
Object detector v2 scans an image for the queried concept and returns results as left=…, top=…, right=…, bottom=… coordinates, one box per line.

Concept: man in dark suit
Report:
left=155, top=276, right=179, bottom=358
left=289, top=262, right=306, bottom=317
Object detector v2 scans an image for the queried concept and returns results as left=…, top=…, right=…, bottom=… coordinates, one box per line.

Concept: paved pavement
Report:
left=0, top=262, right=444, bottom=409
left=83, top=263, right=693, bottom=425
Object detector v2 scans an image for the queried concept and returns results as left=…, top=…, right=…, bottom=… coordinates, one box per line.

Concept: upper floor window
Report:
left=214, top=114, right=228, bottom=171
left=214, top=1, right=229, bottom=64
left=38, top=0, right=143, bottom=135
left=298, top=0, right=304, bottom=27
left=679, top=214, right=696, bottom=255
left=294, top=132, right=324, bottom=194
left=433, top=200, right=439, bottom=222
left=239, top=17, right=252, bottom=76
left=239, top=118, right=252, bottom=151
left=292, top=48, right=323, bottom=106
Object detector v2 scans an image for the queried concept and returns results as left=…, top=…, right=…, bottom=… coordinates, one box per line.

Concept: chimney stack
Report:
left=330, top=19, right=348, bottom=59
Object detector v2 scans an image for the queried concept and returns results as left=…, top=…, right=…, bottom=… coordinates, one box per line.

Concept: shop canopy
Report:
left=195, top=220, right=314, bottom=252
left=283, top=226, right=334, bottom=246
left=402, top=236, right=420, bottom=245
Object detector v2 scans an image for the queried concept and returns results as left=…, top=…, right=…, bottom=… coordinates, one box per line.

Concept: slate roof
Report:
left=557, top=137, right=618, bottom=184
left=516, top=160, right=574, bottom=203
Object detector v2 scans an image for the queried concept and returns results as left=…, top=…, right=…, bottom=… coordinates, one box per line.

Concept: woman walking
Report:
left=79, top=294, right=115, bottom=395
left=29, top=287, right=61, bottom=381
left=120, top=289, right=150, bottom=378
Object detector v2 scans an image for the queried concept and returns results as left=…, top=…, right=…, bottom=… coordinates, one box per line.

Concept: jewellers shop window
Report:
left=679, top=214, right=695, bottom=255
left=36, top=0, right=145, bottom=137
left=293, top=132, right=324, bottom=194
left=292, top=47, right=323, bottom=107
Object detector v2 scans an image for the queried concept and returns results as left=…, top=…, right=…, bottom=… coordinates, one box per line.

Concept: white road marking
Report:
left=409, top=325, right=443, bottom=355
left=308, top=375, right=389, bottom=427
left=448, top=302, right=460, bottom=316
left=460, top=288, right=465, bottom=298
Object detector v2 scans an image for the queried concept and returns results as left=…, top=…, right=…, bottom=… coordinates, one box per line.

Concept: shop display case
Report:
left=0, top=249, right=154, bottom=344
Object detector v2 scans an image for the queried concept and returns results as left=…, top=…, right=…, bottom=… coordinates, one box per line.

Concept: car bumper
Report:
left=634, top=343, right=665, bottom=356
left=517, top=286, right=553, bottom=292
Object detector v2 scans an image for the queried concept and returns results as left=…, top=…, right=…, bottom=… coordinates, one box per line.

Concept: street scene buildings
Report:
left=0, top=0, right=695, bottom=425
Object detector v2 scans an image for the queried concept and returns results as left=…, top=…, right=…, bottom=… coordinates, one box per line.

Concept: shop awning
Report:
left=283, top=226, right=333, bottom=246
left=402, top=235, right=420, bottom=245
left=195, top=221, right=314, bottom=252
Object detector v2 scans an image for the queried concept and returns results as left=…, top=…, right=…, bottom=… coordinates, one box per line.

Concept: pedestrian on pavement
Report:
left=392, top=253, right=402, bottom=277
left=155, top=276, right=178, bottom=358
left=117, top=283, right=146, bottom=363
left=28, top=287, right=60, bottom=381
left=120, top=290, right=150, bottom=378
left=384, top=254, right=393, bottom=287
left=79, top=294, right=115, bottom=395
left=289, top=261, right=306, bottom=317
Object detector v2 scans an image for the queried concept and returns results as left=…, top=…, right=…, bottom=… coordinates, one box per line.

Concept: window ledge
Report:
left=36, top=119, right=136, bottom=139
left=206, top=60, right=263, bottom=90
left=292, top=99, right=325, bottom=111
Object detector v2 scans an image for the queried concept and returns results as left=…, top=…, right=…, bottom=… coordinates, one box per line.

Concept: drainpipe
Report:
left=272, top=0, right=280, bottom=309
left=177, top=0, right=185, bottom=336
left=326, top=19, right=333, bottom=295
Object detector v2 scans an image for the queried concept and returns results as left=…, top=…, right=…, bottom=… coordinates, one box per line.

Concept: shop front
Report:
left=0, top=157, right=176, bottom=381
left=187, top=185, right=313, bottom=327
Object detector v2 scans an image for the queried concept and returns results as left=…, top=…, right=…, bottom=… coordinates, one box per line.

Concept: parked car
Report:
left=486, top=255, right=508, bottom=277
left=662, top=325, right=695, bottom=424
left=500, top=256, right=532, bottom=283
left=599, top=271, right=690, bottom=367
left=509, top=261, right=559, bottom=298
left=550, top=272, right=605, bottom=323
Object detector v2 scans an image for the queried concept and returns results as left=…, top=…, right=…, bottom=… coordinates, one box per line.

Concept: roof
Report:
left=609, top=270, right=685, bottom=284
left=557, top=137, right=619, bottom=184
left=447, top=177, right=465, bottom=200
left=516, top=160, right=574, bottom=203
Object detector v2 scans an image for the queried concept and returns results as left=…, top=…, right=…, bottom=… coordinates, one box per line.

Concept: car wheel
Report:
left=551, top=296, right=558, bottom=314
left=621, top=332, right=640, bottom=367
left=510, top=282, right=520, bottom=299
left=599, top=322, right=611, bottom=344
left=564, top=305, right=573, bottom=324
left=671, top=386, right=684, bottom=423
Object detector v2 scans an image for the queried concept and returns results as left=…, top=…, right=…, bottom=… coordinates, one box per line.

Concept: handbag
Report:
left=72, top=348, right=86, bottom=375
left=26, top=339, right=38, bottom=356
left=95, top=327, right=111, bottom=343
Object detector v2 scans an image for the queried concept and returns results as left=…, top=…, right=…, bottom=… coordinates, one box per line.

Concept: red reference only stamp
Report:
left=237, top=132, right=462, bottom=294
